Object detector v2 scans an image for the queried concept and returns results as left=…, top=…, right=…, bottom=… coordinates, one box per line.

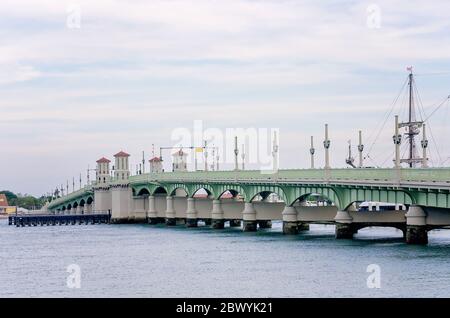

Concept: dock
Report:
left=8, top=213, right=111, bottom=227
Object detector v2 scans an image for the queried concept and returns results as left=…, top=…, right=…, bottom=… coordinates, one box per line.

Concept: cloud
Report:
left=0, top=64, right=40, bottom=84
left=1, top=0, right=450, bottom=195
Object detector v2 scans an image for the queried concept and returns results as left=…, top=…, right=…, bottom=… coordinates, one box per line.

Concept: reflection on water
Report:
left=1, top=219, right=449, bottom=297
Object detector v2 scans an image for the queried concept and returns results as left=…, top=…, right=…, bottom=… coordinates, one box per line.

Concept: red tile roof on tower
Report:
left=96, top=157, right=111, bottom=163
left=0, top=194, right=9, bottom=207
left=149, top=157, right=162, bottom=162
left=114, top=151, right=130, bottom=157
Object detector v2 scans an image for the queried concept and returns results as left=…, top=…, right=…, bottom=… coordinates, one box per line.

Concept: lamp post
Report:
left=357, top=130, right=364, bottom=168
left=323, top=124, right=331, bottom=169
left=234, top=136, right=239, bottom=171
left=310, top=136, right=315, bottom=169
left=393, top=115, right=402, bottom=169
left=421, top=123, right=428, bottom=168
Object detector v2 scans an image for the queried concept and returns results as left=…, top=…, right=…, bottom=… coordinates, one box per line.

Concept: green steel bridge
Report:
left=48, top=167, right=450, bottom=211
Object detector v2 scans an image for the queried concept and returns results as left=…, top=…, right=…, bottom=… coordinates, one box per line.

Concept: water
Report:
left=1, top=219, right=450, bottom=298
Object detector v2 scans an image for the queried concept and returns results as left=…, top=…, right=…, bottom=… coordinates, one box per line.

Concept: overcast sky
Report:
left=1, top=0, right=450, bottom=196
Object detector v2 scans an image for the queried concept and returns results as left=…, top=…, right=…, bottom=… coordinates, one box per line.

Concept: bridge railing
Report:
left=47, top=185, right=94, bottom=209
left=129, top=168, right=450, bottom=184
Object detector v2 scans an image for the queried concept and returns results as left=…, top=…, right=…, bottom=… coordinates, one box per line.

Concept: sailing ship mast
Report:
left=398, top=67, right=426, bottom=168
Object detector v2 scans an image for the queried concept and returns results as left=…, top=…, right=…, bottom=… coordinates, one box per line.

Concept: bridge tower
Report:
left=172, top=149, right=188, bottom=172
left=93, top=156, right=112, bottom=214
left=114, top=151, right=130, bottom=180
left=96, top=157, right=111, bottom=184
left=149, top=156, right=163, bottom=173
left=110, top=151, right=132, bottom=223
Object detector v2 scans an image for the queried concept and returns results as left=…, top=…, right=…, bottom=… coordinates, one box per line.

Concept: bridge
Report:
left=46, top=163, right=450, bottom=245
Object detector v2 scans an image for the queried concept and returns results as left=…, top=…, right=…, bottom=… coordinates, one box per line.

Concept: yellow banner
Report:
left=6, top=207, right=16, bottom=214
left=195, top=147, right=204, bottom=153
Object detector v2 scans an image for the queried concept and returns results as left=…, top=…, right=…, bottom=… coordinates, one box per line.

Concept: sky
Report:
left=1, top=0, right=450, bottom=196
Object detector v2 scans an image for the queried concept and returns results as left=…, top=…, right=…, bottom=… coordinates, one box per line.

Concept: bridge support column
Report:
left=334, top=210, right=354, bottom=239
left=335, top=223, right=355, bottom=239
left=282, top=206, right=298, bottom=235
left=134, top=198, right=147, bottom=223
left=147, top=196, right=160, bottom=224
left=186, top=198, right=198, bottom=228
left=165, top=196, right=176, bottom=226
left=211, top=200, right=224, bottom=229
left=242, top=202, right=257, bottom=232
left=111, top=184, right=131, bottom=223
left=258, top=220, right=272, bottom=229
left=405, top=205, right=428, bottom=245
left=76, top=206, right=82, bottom=215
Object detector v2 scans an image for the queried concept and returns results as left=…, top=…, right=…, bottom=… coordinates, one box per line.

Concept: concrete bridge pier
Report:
left=334, top=210, right=355, bottom=239
left=134, top=200, right=147, bottom=223
left=282, top=206, right=298, bottom=235
left=147, top=196, right=160, bottom=224
left=243, top=202, right=257, bottom=231
left=211, top=200, right=224, bottom=229
left=186, top=198, right=198, bottom=227
left=76, top=206, right=82, bottom=215
left=165, top=196, right=176, bottom=226
left=405, top=205, right=428, bottom=245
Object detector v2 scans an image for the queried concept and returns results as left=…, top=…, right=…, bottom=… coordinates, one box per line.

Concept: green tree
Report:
left=0, top=190, right=47, bottom=210
left=0, top=190, right=17, bottom=203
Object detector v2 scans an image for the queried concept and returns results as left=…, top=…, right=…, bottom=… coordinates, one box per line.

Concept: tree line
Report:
left=0, top=190, right=51, bottom=210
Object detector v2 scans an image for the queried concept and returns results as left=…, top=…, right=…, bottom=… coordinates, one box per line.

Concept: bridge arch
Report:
left=291, top=193, right=337, bottom=207
left=167, top=184, right=190, bottom=197
left=79, top=199, right=85, bottom=207
left=215, top=184, right=248, bottom=200
left=151, top=186, right=168, bottom=196
left=191, top=185, right=215, bottom=199
left=354, top=224, right=406, bottom=236
left=340, top=188, right=416, bottom=210
left=137, top=188, right=150, bottom=196
left=217, top=189, right=240, bottom=199
left=283, top=186, right=342, bottom=208
left=86, top=197, right=94, bottom=205
left=246, top=185, right=287, bottom=203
